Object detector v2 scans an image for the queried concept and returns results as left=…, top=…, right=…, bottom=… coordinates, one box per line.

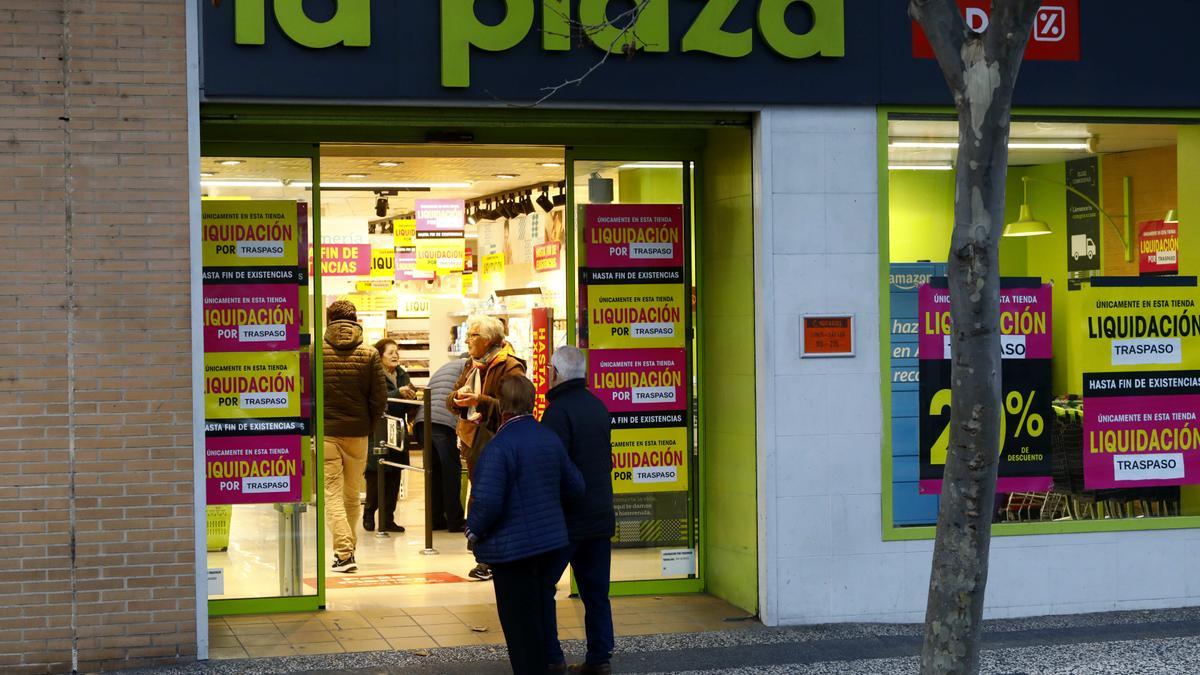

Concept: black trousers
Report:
left=419, top=423, right=464, bottom=530
left=491, top=549, right=564, bottom=675
left=363, top=467, right=401, bottom=528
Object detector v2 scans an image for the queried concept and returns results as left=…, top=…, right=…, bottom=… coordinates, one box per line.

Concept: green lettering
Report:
left=442, top=0, right=535, bottom=87
left=579, top=0, right=669, bottom=54
left=235, top=0, right=266, bottom=45
left=682, top=0, right=751, bottom=57
left=758, top=0, right=844, bottom=58
left=274, top=0, right=371, bottom=48
left=543, top=0, right=571, bottom=51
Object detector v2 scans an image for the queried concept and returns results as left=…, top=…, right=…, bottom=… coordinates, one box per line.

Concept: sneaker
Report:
left=468, top=563, right=492, bottom=581
left=332, top=555, right=357, bottom=573
left=382, top=523, right=406, bottom=533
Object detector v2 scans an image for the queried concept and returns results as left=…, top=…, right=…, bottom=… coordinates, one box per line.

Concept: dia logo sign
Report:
left=911, top=0, right=1080, bottom=61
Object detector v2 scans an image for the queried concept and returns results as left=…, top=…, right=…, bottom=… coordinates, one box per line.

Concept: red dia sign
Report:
left=913, top=1, right=1080, bottom=62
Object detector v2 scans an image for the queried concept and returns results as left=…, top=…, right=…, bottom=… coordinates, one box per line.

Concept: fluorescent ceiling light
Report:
left=201, top=179, right=285, bottom=187
left=889, top=138, right=1090, bottom=151
left=618, top=162, right=681, bottom=169
left=888, top=163, right=954, bottom=171
left=294, top=181, right=474, bottom=189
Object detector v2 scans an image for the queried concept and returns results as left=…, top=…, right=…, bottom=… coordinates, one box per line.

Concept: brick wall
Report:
left=0, top=2, right=196, bottom=673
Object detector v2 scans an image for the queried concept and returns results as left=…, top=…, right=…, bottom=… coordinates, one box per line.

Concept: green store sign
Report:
left=231, top=0, right=845, bottom=87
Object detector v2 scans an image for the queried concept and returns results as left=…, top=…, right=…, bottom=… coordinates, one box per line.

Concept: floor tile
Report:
left=208, top=647, right=248, bottom=660
left=243, top=644, right=298, bottom=658
left=338, top=638, right=392, bottom=653
left=293, top=641, right=348, bottom=655
left=387, top=636, right=440, bottom=651
left=366, top=614, right=418, bottom=627
left=433, top=633, right=487, bottom=647
left=284, top=629, right=338, bottom=644
left=239, top=632, right=290, bottom=647
left=320, top=616, right=374, bottom=630
left=414, top=613, right=465, bottom=626
left=228, top=623, right=283, bottom=636
left=209, top=634, right=241, bottom=649
left=277, top=619, right=329, bottom=635
left=375, top=625, right=429, bottom=640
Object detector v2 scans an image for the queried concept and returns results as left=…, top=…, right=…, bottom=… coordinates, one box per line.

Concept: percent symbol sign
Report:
left=1005, top=391, right=1044, bottom=438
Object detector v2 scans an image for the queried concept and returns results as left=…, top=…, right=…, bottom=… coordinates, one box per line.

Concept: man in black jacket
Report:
left=541, top=346, right=615, bottom=675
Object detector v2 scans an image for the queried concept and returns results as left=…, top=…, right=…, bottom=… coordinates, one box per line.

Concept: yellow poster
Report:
left=586, top=283, right=685, bottom=349
left=611, top=426, right=688, bottom=494
left=356, top=279, right=393, bottom=292
left=370, top=247, right=396, bottom=278
left=393, top=218, right=416, bottom=248
left=204, top=351, right=301, bottom=419
left=415, top=237, right=465, bottom=273
left=1074, top=284, right=1200, bottom=374
left=202, top=200, right=299, bottom=267
left=481, top=253, right=505, bottom=283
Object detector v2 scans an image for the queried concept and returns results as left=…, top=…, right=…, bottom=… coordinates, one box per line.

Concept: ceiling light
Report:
left=218, top=160, right=243, bottom=166
left=495, top=173, right=518, bottom=180
left=200, top=171, right=215, bottom=177
left=617, top=162, right=680, bottom=170
left=889, top=138, right=1091, bottom=151
left=291, top=181, right=473, bottom=189
left=539, top=162, right=563, bottom=168
left=345, top=173, right=369, bottom=179
left=200, top=179, right=285, bottom=187
left=377, top=161, right=402, bottom=167
left=887, top=163, right=954, bottom=171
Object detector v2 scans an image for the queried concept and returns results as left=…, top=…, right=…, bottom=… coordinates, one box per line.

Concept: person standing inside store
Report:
left=541, top=346, right=616, bottom=675
left=420, top=355, right=468, bottom=533
left=465, top=377, right=584, bottom=675
left=363, top=338, right=412, bottom=534
left=449, top=314, right=527, bottom=581
left=322, top=300, right=388, bottom=573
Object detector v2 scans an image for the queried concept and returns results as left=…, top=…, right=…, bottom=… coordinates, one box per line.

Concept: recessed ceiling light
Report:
left=539, top=162, right=562, bottom=168
left=345, top=173, right=369, bottom=179
left=495, top=173, right=518, bottom=179
left=219, top=160, right=243, bottom=166
left=377, top=161, right=402, bottom=167
left=200, top=171, right=215, bottom=177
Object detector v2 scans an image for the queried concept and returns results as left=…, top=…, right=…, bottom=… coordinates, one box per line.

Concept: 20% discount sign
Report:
left=927, top=388, right=1046, bottom=465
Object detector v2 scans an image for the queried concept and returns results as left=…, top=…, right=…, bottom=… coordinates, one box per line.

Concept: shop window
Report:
left=885, top=115, right=1200, bottom=533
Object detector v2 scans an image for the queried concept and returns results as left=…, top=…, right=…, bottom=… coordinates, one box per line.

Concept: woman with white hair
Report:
left=449, top=313, right=527, bottom=581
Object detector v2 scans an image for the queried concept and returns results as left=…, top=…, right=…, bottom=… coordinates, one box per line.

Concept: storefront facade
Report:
left=8, top=1, right=1200, bottom=672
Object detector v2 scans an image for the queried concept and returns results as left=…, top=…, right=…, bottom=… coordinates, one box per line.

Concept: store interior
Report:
left=888, top=117, right=1200, bottom=527
left=202, top=144, right=698, bottom=609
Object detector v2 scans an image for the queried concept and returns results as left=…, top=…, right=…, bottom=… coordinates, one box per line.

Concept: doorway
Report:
left=199, top=139, right=707, bottom=615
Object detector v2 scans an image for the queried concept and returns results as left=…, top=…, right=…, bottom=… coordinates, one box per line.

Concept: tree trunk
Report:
left=908, top=2, right=1042, bottom=673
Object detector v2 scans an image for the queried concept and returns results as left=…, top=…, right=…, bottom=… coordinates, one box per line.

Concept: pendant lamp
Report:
left=1003, top=179, right=1052, bottom=238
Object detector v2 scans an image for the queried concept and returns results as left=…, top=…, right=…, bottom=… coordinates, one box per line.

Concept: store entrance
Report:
left=199, top=134, right=711, bottom=616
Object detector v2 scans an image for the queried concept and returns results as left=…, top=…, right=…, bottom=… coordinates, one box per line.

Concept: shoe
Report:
left=362, top=517, right=375, bottom=532
left=568, top=664, right=611, bottom=674
left=383, top=523, right=406, bottom=533
left=468, top=563, right=493, bottom=581
left=332, top=555, right=357, bottom=573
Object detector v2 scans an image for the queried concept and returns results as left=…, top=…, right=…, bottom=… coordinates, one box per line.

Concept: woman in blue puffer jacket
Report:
left=466, top=376, right=584, bottom=675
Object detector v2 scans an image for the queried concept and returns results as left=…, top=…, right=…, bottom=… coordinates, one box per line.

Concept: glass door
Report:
left=200, top=144, right=325, bottom=614
left=567, top=150, right=703, bottom=594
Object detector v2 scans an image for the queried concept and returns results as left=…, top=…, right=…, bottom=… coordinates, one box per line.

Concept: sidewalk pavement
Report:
left=115, top=605, right=1200, bottom=674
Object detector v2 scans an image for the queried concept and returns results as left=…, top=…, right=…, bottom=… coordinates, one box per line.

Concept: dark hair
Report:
left=328, top=300, right=357, bottom=323
left=374, top=338, right=397, bottom=356
left=498, top=376, right=535, bottom=417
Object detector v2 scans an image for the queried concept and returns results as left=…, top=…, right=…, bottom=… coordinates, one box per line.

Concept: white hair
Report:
left=550, top=345, right=587, bottom=381
left=467, top=314, right=506, bottom=344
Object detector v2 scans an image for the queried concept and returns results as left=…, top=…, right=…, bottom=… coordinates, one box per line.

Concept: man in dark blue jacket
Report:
left=541, top=346, right=616, bottom=675
left=466, top=376, right=584, bottom=675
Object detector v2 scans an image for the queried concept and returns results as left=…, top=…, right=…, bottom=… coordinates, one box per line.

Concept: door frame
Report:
left=200, top=141, right=327, bottom=616
left=566, top=147, right=707, bottom=597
